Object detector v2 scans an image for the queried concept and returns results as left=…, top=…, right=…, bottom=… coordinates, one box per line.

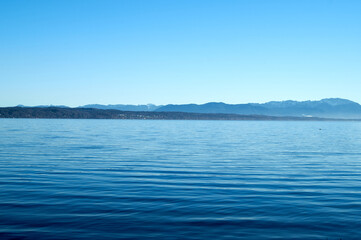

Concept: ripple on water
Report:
left=1, top=119, right=361, bottom=239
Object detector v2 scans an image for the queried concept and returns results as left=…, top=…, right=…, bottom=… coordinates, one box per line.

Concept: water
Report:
left=1, top=119, right=361, bottom=239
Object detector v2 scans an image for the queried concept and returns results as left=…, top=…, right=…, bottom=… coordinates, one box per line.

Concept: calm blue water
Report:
left=1, top=119, right=361, bottom=239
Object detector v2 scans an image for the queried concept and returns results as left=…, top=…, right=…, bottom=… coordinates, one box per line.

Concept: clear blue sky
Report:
left=1, top=0, right=361, bottom=107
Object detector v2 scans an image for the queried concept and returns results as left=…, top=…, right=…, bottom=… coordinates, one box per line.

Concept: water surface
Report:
left=1, top=119, right=361, bottom=239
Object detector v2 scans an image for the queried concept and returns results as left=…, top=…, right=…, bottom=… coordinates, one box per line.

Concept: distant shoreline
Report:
left=1, top=107, right=360, bottom=121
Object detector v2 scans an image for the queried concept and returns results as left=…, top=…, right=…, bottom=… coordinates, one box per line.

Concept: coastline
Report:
left=0, top=107, right=360, bottom=121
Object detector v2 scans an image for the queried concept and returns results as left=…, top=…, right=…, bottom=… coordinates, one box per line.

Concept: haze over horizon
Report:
left=9, top=97, right=361, bottom=108
left=1, top=0, right=361, bottom=107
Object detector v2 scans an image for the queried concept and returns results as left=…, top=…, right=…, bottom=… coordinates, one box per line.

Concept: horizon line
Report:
left=5, top=97, right=360, bottom=108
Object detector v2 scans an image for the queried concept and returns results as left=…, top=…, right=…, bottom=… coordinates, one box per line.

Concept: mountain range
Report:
left=77, top=98, right=361, bottom=119
left=79, top=104, right=159, bottom=112
left=13, top=98, right=361, bottom=119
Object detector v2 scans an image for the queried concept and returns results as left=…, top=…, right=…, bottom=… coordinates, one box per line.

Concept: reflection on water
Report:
left=1, top=119, right=361, bottom=239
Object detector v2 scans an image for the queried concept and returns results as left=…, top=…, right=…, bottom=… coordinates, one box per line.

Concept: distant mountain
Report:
left=156, top=102, right=267, bottom=115
left=12, top=98, right=361, bottom=119
left=79, top=104, right=160, bottom=112
left=16, top=104, right=70, bottom=108
left=156, top=98, right=361, bottom=119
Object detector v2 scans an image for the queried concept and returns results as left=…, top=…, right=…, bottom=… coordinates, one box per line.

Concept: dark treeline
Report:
left=0, top=107, right=354, bottom=121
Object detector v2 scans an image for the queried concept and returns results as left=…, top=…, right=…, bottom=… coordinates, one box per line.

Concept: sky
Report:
left=1, top=0, right=361, bottom=107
